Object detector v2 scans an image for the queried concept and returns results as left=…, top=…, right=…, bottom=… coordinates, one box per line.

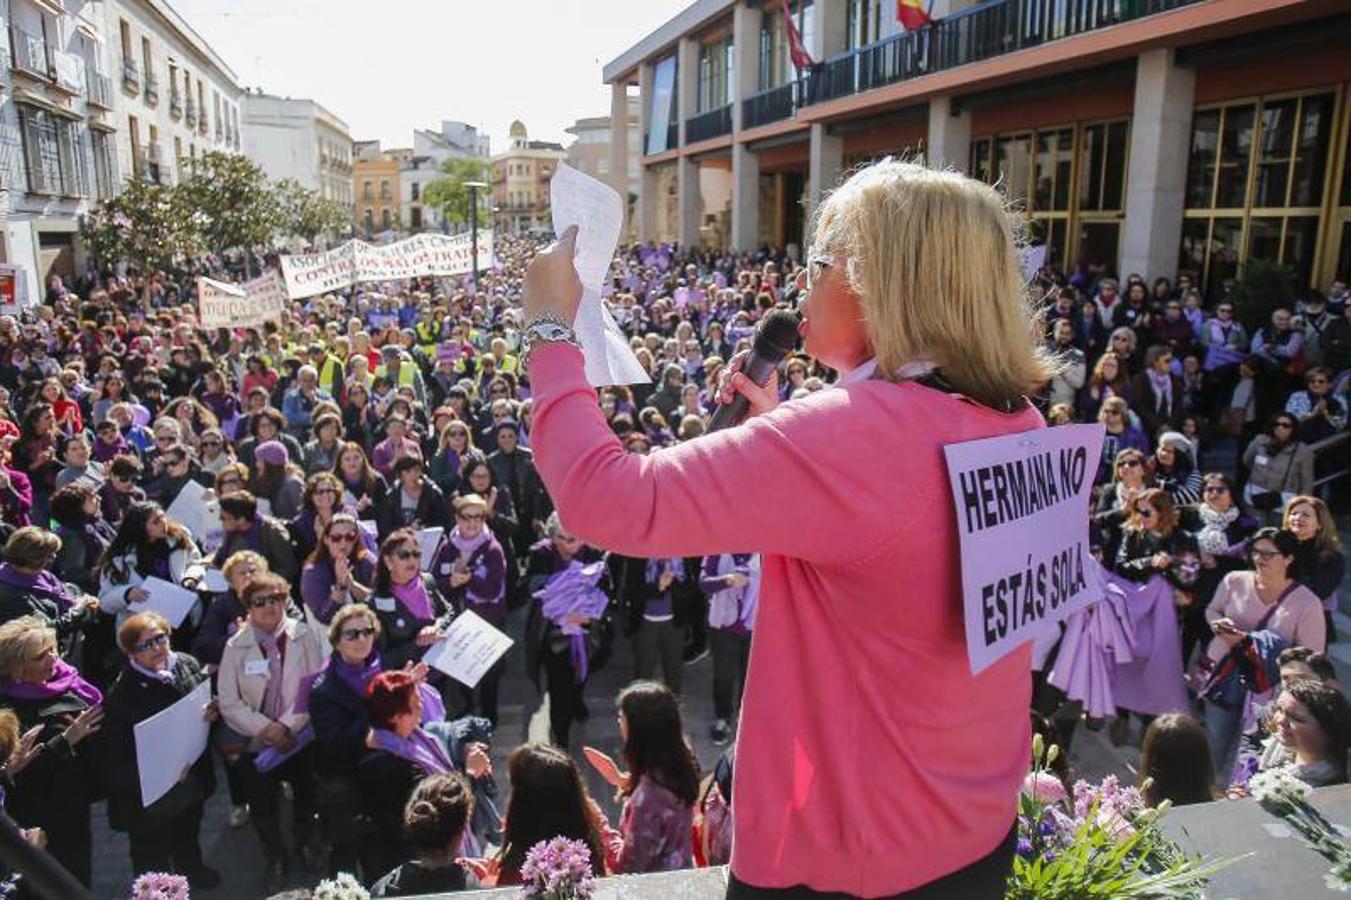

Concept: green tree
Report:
left=81, top=175, right=200, bottom=275
left=1233, top=257, right=1297, bottom=332
left=422, top=157, right=493, bottom=231
left=177, top=150, right=281, bottom=275
left=274, top=178, right=351, bottom=246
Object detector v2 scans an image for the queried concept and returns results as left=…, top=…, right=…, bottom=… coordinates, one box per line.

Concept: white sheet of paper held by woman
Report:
left=549, top=163, right=650, bottom=386
left=422, top=609, right=513, bottom=688
left=133, top=680, right=212, bottom=807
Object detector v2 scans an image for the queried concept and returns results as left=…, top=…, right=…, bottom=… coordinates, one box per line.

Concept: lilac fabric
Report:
left=0, top=564, right=75, bottom=611
left=535, top=560, right=610, bottom=682
left=1, top=658, right=103, bottom=706
left=370, top=725, right=454, bottom=774
left=390, top=577, right=433, bottom=621
left=1048, top=572, right=1134, bottom=719
left=1106, top=573, right=1189, bottom=716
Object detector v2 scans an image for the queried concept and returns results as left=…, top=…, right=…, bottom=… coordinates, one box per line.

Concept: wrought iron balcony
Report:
left=686, top=104, right=732, bottom=143
left=143, top=73, right=158, bottom=104
left=742, top=81, right=800, bottom=129
left=9, top=25, right=51, bottom=79
left=185, top=101, right=197, bottom=127
left=121, top=58, right=139, bottom=93
left=169, top=89, right=182, bottom=118
left=86, top=68, right=112, bottom=108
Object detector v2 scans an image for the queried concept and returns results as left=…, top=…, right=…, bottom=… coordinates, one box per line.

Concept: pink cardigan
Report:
left=530, top=344, right=1045, bottom=896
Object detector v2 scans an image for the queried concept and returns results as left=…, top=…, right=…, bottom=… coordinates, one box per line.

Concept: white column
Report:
left=677, top=156, right=701, bottom=248
left=806, top=123, right=843, bottom=233
left=677, top=36, right=700, bottom=148
left=638, top=62, right=656, bottom=242
left=732, top=2, right=762, bottom=132
left=1121, top=49, right=1195, bottom=281
left=810, top=0, right=849, bottom=61
left=609, top=82, right=631, bottom=233
left=926, top=94, right=971, bottom=169
left=732, top=143, right=760, bottom=251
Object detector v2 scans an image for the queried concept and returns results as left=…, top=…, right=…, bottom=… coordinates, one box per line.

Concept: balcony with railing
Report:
left=9, top=25, right=51, bottom=79
left=686, top=104, right=732, bottom=144
left=198, top=113, right=208, bottom=135
left=121, top=58, right=139, bottom=94
left=184, top=101, right=196, bottom=127
left=804, top=0, right=1204, bottom=107
left=742, top=80, right=801, bottom=129
left=169, top=88, right=182, bottom=118
left=86, top=67, right=112, bottom=108
left=143, top=72, right=158, bottom=104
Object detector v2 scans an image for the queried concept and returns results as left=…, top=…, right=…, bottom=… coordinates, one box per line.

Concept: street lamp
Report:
left=464, top=180, right=489, bottom=292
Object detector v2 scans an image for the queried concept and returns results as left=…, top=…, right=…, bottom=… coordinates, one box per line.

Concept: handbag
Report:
left=1199, top=583, right=1295, bottom=708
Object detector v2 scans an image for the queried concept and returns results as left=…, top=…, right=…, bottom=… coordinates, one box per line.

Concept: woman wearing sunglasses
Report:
left=1242, top=413, right=1314, bottom=525
left=217, top=573, right=328, bottom=891
left=100, top=611, right=219, bottom=889
left=300, top=514, right=375, bottom=626
left=369, top=528, right=455, bottom=672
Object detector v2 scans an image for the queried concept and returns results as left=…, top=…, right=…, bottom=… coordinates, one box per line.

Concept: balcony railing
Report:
left=198, top=114, right=208, bottom=135
left=742, top=81, right=801, bottom=129
left=184, top=101, right=196, bottom=127
left=9, top=25, right=51, bottom=79
left=169, top=89, right=182, bottom=118
left=804, top=0, right=1204, bottom=107
left=121, top=58, right=139, bottom=94
left=143, top=73, right=158, bottom=104
left=51, top=49, right=83, bottom=93
left=86, top=68, right=112, bottom=108
left=686, top=104, right=732, bottom=143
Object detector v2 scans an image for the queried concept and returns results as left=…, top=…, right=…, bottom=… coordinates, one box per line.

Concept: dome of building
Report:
left=508, top=120, right=527, bottom=139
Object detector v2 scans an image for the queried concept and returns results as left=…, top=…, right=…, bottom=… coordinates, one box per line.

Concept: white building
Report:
left=413, top=120, right=489, bottom=166
left=565, top=96, right=641, bottom=236
left=241, top=91, right=353, bottom=208
left=105, top=0, right=242, bottom=188
left=0, top=0, right=120, bottom=299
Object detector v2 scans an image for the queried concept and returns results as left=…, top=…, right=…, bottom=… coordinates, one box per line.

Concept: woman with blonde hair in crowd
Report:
left=523, top=159, right=1054, bottom=896
left=1283, top=495, right=1346, bottom=640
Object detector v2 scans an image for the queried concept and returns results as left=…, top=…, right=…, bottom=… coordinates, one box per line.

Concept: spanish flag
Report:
left=897, top=0, right=932, bottom=30
left=780, top=0, right=815, bottom=70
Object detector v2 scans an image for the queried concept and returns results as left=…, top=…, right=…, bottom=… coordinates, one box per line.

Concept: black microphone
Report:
left=707, top=308, right=801, bottom=432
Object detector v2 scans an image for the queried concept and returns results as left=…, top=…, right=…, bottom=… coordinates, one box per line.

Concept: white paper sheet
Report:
left=134, top=680, right=212, bottom=807
left=418, top=526, right=445, bottom=570
left=549, top=164, right=651, bottom=387
left=139, top=576, right=200, bottom=628
left=200, top=568, right=228, bottom=594
left=422, top=610, right=514, bottom=688
left=358, top=520, right=378, bottom=541
left=165, top=480, right=223, bottom=553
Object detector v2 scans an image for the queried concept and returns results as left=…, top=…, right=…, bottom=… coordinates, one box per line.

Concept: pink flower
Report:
left=1022, top=771, right=1068, bottom=805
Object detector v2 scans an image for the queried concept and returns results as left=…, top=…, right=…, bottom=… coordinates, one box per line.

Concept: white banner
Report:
left=943, top=423, right=1107, bottom=675
left=197, top=272, right=289, bottom=329
left=279, top=231, right=496, bottom=300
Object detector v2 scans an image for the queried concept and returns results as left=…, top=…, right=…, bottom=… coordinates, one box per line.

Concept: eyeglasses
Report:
left=457, top=512, right=484, bottom=522
left=1203, top=485, right=1229, bottom=494
left=1274, top=421, right=1295, bottom=430
left=219, top=476, right=242, bottom=488
left=314, top=487, right=337, bottom=496
left=339, top=627, right=376, bottom=641
left=1309, top=378, right=1329, bottom=385
left=1250, top=548, right=1283, bottom=561
left=1117, top=459, right=1142, bottom=468
left=200, top=440, right=221, bottom=448
left=795, top=253, right=849, bottom=292
left=327, top=531, right=358, bottom=544
left=133, top=632, right=170, bottom=654
left=1218, top=307, right=1234, bottom=315
left=392, top=549, right=420, bottom=560
left=248, top=594, right=287, bottom=609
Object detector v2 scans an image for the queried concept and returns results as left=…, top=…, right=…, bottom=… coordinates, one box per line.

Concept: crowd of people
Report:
left=0, top=221, right=1345, bottom=897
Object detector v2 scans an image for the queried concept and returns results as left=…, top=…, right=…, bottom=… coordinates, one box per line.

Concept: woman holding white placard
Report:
left=99, top=501, right=205, bottom=634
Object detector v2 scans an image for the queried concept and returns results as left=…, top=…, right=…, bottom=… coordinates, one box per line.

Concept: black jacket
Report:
left=309, top=655, right=370, bottom=777
left=370, top=574, right=455, bottom=671
left=212, top=515, right=299, bottom=583
left=0, top=576, right=94, bottom=639
left=99, top=653, right=215, bottom=833
left=486, top=449, right=551, bottom=536
left=375, top=478, right=451, bottom=541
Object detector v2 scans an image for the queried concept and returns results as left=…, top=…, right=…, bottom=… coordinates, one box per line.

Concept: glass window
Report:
left=994, top=133, right=1032, bottom=204
left=1178, top=218, right=1209, bottom=282
left=970, top=138, right=991, bottom=185
left=1253, top=98, right=1295, bottom=209
left=1208, top=218, right=1244, bottom=294
left=1282, top=216, right=1319, bottom=286
left=1185, top=109, right=1220, bottom=208
left=1102, top=121, right=1129, bottom=210
left=1247, top=215, right=1282, bottom=263
left=1214, top=105, right=1255, bottom=209
left=1077, top=221, right=1120, bottom=271
left=1290, top=93, right=1333, bottom=208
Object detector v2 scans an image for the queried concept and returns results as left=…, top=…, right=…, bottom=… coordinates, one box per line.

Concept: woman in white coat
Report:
left=98, top=501, right=205, bottom=633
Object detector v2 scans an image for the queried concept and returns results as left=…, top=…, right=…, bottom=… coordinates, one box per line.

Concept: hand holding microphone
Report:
left=710, top=308, right=802, bottom=431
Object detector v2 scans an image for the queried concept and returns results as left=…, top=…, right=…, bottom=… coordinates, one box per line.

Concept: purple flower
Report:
left=520, top=837, right=596, bottom=899
left=130, top=872, right=190, bottom=900
left=1016, top=837, right=1034, bottom=858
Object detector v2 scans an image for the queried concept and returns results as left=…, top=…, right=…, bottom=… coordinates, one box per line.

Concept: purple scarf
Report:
left=2, top=658, right=102, bottom=706
left=535, top=561, right=610, bottom=682
left=130, top=652, right=178, bottom=686
left=449, top=527, right=498, bottom=605
left=371, top=725, right=454, bottom=775
left=1147, top=368, right=1173, bottom=413
left=389, top=577, right=433, bottom=621
left=92, top=435, right=131, bottom=463
left=0, top=563, right=75, bottom=611
left=333, top=650, right=381, bottom=698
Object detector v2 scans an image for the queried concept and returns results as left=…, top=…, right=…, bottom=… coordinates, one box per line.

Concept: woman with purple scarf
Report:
left=0, top=527, right=99, bottom=641
left=0, top=615, right=105, bottom=885
left=362, top=670, right=500, bottom=865
left=369, top=528, right=455, bottom=672
left=300, top=514, right=375, bottom=626
left=432, top=494, right=506, bottom=723
left=0, top=453, right=33, bottom=533
left=100, top=611, right=220, bottom=890
left=524, top=513, right=614, bottom=747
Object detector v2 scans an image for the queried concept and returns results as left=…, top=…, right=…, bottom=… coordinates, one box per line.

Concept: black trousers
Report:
left=633, top=618, right=684, bottom=695
left=726, top=822, right=1016, bottom=900
left=543, top=647, right=586, bottom=747
left=128, top=801, right=205, bottom=877
left=710, top=628, right=752, bottom=720
left=241, top=746, right=317, bottom=862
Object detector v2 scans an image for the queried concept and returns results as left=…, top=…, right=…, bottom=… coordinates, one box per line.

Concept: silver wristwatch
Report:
left=521, top=312, right=581, bottom=368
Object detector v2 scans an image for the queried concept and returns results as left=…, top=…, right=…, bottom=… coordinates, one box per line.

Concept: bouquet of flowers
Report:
left=1007, top=734, right=1237, bottom=899
left=519, top=836, right=598, bottom=899
left=311, top=872, right=371, bottom=900
left=129, top=872, right=190, bottom=900
left=1249, top=767, right=1351, bottom=891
